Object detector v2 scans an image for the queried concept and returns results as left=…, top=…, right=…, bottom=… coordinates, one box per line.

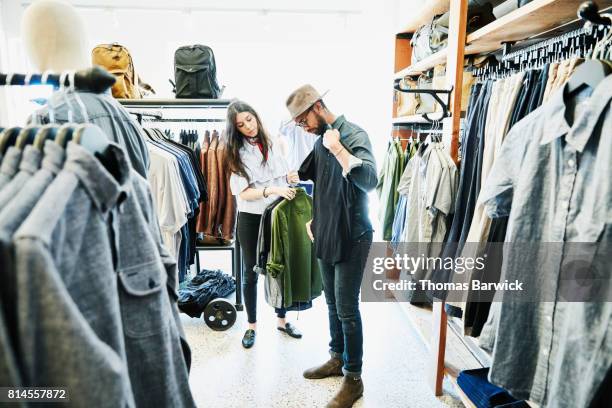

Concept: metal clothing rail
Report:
left=143, top=118, right=227, bottom=123
left=118, top=98, right=232, bottom=108
left=0, top=66, right=115, bottom=93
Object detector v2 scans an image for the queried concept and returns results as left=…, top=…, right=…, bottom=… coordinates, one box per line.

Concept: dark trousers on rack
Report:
left=318, top=231, right=372, bottom=378
left=237, top=212, right=286, bottom=324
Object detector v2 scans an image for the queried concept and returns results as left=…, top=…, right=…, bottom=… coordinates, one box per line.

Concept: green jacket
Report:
left=377, top=140, right=404, bottom=241
left=266, top=188, right=322, bottom=307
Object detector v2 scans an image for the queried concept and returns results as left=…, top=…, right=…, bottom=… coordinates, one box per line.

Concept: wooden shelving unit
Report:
left=392, top=114, right=429, bottom=124
left=390, top=0, right=605, bottom=402
left=394, top=0, right=612, bottom=79
left=465, top=0, right=612, bottom=55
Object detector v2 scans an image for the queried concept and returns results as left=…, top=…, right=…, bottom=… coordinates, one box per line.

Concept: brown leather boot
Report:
left=326, top=376, right=364, bottom=408
left=303, top=357, right=343, bottom=379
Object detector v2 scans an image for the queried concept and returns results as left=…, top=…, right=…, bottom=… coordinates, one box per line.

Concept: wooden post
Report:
left=431, top=0, right=468, bottom=396
left=444, top=0, right=469, bottom=165
left=431, top=301, right=449, bottom=395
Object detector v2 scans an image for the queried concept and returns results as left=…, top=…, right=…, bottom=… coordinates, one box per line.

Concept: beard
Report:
left=313, top=113, right=329, bottom=136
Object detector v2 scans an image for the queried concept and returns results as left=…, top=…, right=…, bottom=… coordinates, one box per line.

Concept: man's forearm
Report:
left=329, top=145, right=352, bottom=172
left=329, top=144, right=377, bottom=191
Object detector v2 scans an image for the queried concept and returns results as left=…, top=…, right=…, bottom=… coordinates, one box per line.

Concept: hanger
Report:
left=15, top=126, right=41, bottom=149
left=0, top=127, right=23, bottom=155
left=566, top=60, right=611, bottom=95
left=53, top=72, right=78, bottom=148
left=56, top=124, right=76, bottom=148
left=34, top=124, right=60, bottom=150
left=73, top=124, right=119, bottom=177
left=73, top=124, right=111, bottom=155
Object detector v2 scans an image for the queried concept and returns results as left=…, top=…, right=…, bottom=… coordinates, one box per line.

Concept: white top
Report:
left=229, top=138, right=290, bottom=215
left=278, top=121, right=318, bottom=171
left=147, top=141, right=189, bottom=257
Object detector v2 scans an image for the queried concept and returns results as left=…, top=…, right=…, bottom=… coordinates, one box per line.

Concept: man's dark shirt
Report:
left=299, top=115, right=377, bottom=264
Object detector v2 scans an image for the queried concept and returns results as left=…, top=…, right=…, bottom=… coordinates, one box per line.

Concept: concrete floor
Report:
left=181, top=261, right=463, bottom=408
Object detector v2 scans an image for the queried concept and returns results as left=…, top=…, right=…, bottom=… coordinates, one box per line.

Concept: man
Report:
left=286, top=84, right=377, bottom=408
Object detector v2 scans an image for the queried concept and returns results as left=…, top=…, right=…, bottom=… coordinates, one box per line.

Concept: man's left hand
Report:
left=323, top=129, right=341, bottom=151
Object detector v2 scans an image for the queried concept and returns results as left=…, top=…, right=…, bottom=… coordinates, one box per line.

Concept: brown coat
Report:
left=195, top=131, right=210, bottom=233
left=216, top=133, right=237, bottom=241
left=204, top=132, right=219, bottom=236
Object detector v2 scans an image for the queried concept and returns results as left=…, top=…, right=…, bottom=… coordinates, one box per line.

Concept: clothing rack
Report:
left=0, top=66, right=115, bottom=93
left=143, top=118, right=227, bottom=123
left=122, top=98, right=243, bottom=311
left=391, top=0, right=612, bottom=400
left=118, top=98, right=232, bottom=108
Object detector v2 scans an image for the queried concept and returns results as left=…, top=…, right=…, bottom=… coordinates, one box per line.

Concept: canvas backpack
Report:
left=172, top=44, right=221, bottom=99
left=92, top=43, right=154, bottom=99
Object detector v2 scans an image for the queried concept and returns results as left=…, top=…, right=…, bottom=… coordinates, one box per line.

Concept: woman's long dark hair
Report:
left=225, top=100, right=272, bottom=183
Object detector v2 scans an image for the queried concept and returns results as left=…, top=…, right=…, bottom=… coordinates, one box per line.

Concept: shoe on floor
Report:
left=303, top=357, right=343, bottom=379
left=277, top=322, right=302, bottom=339
left=326, top=376, right=364, bottom=408
left=242, top=329, right=256, bottom=349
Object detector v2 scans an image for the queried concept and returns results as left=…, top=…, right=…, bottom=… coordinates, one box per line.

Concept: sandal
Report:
left=278, top=322, right=302, bottom=339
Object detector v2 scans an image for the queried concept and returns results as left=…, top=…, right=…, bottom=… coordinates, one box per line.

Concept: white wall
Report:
left=1, top=1, right=399, bottom=154
left=0, top=0, right=409, bottom=234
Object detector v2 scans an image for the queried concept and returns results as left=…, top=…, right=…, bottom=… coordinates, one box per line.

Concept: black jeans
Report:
left=237, top=212, right=285, bottom=324
left=317, top=231, right=372, bottom=378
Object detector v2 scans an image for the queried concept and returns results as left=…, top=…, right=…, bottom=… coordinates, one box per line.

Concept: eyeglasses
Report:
left=295, top=107, right=312, bottom=128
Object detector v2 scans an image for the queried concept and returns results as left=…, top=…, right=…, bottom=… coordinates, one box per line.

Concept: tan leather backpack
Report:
left=92, top=43, right=154, bottom=99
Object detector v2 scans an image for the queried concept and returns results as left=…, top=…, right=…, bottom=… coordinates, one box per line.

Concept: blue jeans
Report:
left=317, top=231, right=372, bottom=378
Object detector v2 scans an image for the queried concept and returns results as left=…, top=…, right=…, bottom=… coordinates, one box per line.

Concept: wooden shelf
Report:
left=394, top=49, right=448, bottom=79
left=398, top=0, right=449, bottom=34
left=392, top=114, right=429, bottom=124
left=394, top=0, right=612, bottom=79
left=465, top=0, right=612, bottom=55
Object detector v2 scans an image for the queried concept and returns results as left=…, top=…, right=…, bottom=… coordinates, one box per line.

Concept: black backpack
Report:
left=172, top=45, right=221, bottom=99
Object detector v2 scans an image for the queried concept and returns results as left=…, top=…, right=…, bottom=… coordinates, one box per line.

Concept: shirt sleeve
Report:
left=427, top=153, right=453, bottom=217
left=266, top=208, right=287, bottom=279
left=229, top=172, right=250, bottom=195
left=298, top=150, right=316, bottom=182
left=343, top=132, right=378, bottom=193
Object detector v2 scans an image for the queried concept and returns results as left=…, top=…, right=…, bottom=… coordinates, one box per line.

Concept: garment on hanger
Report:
left=266, top=188, right=322, bottom=309
left=478, top=74, right=612, bottom=408
left=377, top=139, right=404, bottom=241
left=144, top=128, right=201, bottom=282
left=0, top=147, right=22, bottom=190
left=0, top=136, right=196, bottom=407
left=446, top=72, right=524, bottom=317
left=0, top=145, right=42, bottom=209
left=395, top=135, right=458, bottom=302
left=254, top=197, right=284, bottom=276
left=279, top=121, right=318, bottom=171
left=197, top=129, right=236, bottom=244
left=389, top=139, right=419, bottom=248
left=32, top=90, right=150, bottom=177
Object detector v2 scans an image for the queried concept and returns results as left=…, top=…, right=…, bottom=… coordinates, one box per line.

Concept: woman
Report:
left=226, top=100, right=301, bottom=349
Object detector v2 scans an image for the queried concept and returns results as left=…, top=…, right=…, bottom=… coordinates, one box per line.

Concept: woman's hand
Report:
left=306, top=220, right=314, bottom=242
left=287, top=171, right=300, bottom=184
left=271, top=186, right=297, bottom=200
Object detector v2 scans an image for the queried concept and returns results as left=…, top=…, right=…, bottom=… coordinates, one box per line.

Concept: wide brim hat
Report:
left=284, top=84, right=329, bottom=126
